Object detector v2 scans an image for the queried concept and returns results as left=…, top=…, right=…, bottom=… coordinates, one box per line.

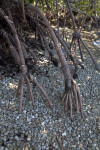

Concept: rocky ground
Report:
left=0, top=29, right=100, bottom=150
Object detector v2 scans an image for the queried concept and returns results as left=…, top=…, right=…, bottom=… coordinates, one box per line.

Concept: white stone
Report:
left=62, top=132, right=67, bottom=136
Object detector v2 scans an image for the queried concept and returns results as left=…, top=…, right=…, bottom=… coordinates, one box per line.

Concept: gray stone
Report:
left=15, top=136, right=19, bottom=141
left=0, top=147, right=4, bottom=150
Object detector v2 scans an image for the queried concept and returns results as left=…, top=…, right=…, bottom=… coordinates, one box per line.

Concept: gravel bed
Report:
left=0, top=41, right=100, bottom=150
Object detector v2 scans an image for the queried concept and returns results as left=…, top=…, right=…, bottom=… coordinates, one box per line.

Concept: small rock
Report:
left=15, top=136, right=19, bottom=141
left=27, top=136, right=31, bottom=141
left=72, top=145, right=76, bottom=148
left=67, top=127, right=72, bottom=132
left=88, top=138, right=92, bottom=144
left=96, top=147, right=99, bottom=150
left=5, top=148, right=9, bottom=150
left=63, top=140, right=67, bottom=147
left=62, top=132, right=66, bottom=136
left=23, top=110, right=27, bottom=114
left=0, top=147, right=4, bottom=150
left=27, top=118, right=31, bottom=122
left=3, top=137, right=6, bottom=142
left=92, top=143, right=97, bottom=147
left=38, top=145, right=41, bottom=150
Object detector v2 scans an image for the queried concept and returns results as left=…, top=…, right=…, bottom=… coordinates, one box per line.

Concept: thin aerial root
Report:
left=25, top=77, right=32, bottom=100
left=61, top=93, right=66, bottom=104
left=25, top=75, right=34, bottom=106
left=73, top=79, right=83, bottom=116
left=64, top=94, right=69, bottom=112
left=30, top=75, right=53, bottom=108
left=72, top=98, right=76, bottom=110
left=19, top=77, right=24, bottom=113
left=74, top=80, right=83, bottom=117
left=73, top=39, right=77, bottom=58
left=69, top=95, right=73, bottom=120
left=80, top=38, right=100, bottom=72
left=56, top=136, right=63, bottom=150
left=77, top=89, right=83, bottom=117
left=78, top=40, right=84, bottom=61
left=16, top=76, right=23, bottom=97
left=73, top=85, right=79, bottom=113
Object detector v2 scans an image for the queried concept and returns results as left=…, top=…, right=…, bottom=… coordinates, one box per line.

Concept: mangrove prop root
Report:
left=27, top=4, right=83, bottom=118
left=0, top=8, right=52, bottom=113
left=62, top=79, right=83, bottom=119
left=29, top=74, right=53, bottom=108
left=18, top=76, right=24, bottom=113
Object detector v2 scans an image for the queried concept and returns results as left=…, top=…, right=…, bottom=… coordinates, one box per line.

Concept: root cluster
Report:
left=0, top=0, right=99, bottom=119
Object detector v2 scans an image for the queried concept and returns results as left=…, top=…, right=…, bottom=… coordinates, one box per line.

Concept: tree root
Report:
left=80, top=38, right=100, bottom=72
left=29, top=74, right=53, bottom=108
left=56, top=136, right=63, bottom=150
left=62, top=79, right=83, bottom=120
left=0, top=8, right=52, bottom=113
left=0, top=0, right=99, bottom=120
left=18, top=75, right=24, bottom=113
left=0, top=29, right=20, bottom=65
left=0, top=4, right=84, bottom=119
left=16, top=65, right=53, bottom=113
left=26, top=4, right=83, bottom=119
